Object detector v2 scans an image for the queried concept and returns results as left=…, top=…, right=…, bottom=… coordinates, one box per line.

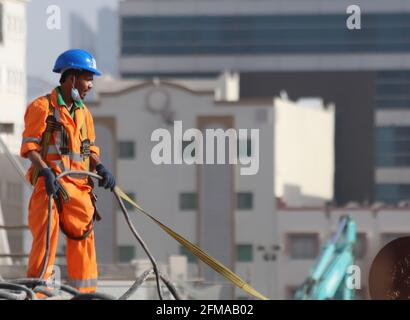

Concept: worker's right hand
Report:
left=39, top=167, right=60, bottom=197
left=96, top=163, right=116, bottom=191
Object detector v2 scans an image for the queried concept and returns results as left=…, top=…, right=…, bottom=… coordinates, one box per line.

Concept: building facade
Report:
left=0, top=0, right=28, bottom=262
left=119, top=0, right=410, bottom=206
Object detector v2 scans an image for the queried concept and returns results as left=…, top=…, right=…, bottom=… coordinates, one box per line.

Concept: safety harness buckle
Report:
left=81, top=139, right=91, bottom=157
left=45, top=115, right=61, bottom=132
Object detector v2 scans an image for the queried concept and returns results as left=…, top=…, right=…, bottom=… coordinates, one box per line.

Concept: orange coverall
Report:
left=20, top=88, right=100, bottom=292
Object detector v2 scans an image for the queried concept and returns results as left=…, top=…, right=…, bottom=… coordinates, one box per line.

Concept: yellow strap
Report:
left=114, top=186, right=269, bottom=300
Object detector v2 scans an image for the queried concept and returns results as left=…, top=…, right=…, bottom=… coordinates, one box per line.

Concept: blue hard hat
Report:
left=53, top=49, right=102, bottom=76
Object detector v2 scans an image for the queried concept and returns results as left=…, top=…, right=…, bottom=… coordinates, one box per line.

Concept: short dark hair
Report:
left=59, top=69, right=83, bottom=85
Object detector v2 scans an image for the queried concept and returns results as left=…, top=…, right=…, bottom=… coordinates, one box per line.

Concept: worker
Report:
left=20, top=49, right=115, bottom=293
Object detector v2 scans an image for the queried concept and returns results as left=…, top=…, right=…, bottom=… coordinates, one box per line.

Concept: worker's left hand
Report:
left=96, top=163, right=116, bottom=191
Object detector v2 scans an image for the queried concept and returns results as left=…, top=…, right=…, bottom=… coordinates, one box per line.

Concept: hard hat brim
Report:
left=53, top=65, right=102, bottom=76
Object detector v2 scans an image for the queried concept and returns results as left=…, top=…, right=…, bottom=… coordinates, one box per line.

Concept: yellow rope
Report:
left=114, top=186, right=269, bottom=300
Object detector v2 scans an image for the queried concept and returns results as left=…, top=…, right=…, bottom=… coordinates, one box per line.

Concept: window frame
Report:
left=179, top=192, right=198, bottom=211
left=285, top=232, right=320, bottom=260
left=118, top=140, right=136, bottom=159
left=237, top=192, right=254, bottom=210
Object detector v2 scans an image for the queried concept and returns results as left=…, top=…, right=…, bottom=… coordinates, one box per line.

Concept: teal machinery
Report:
left=294, top=215, right=357, bottom=300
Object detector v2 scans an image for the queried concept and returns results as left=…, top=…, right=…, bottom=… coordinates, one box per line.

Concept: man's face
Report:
left=74, top=71, right=94, bottom=99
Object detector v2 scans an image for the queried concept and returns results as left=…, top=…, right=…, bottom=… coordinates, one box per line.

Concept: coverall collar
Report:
left=50, top=87, right=86, bottom=136
left=56, top=86, right=84, bottom=111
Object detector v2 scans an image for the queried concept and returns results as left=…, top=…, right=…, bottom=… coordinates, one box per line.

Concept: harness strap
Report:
left=30, top=95, right=70, bottom=201
left=31, top=95, right=55, bottom=186
left=80, top=110, right=90, bottom=171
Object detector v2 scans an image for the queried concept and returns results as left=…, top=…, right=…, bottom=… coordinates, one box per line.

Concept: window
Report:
left=237, top=192, right=253, bottom=210
left=179, top=245, right=197, bottom=263
left=376, top=71, right=410, bottom=109
left=353, top=233, right=367, bottom=259
left=287, top=233, right=319, bottom=260
left=179, top=192, right=197, bottom=210
left=123, top=192, right=136, bottom=211
left=375, top=127, right=410, bottom=167
left=118, top=245, right=136, bottom=263
left=381, top=233, right=410, bottom=248
left=118, top=141, right=135, bottom=159
left=375, top=184, right=410, bottom=204
left=0, top=123, right=14, bottom=134
left=236, top=244, right=253, bottom=262
left=6, top=69, right=24, bottom=94
left=122, top=14, right=410, bottom=56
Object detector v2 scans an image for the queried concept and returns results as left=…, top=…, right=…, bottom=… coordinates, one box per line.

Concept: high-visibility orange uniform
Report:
left=20, top=87, right=100, bottom=293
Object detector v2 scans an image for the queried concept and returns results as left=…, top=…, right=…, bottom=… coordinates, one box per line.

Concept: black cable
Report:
left=0, top=288, right=27, bottom=300
left=12, top=278, right=80, bottom=296
left=2, top=279, right=116, bottom=300
left=118, top=268, right=153, bottom=300
left=114, top=191, right=164, bottom=300
left=0, top=282, right=36, bottom=300
left=159, top=273, right=182, bottom=300
left=70, top=292, right=116, bottom=300
left=33, top=286, right=59, bottom=298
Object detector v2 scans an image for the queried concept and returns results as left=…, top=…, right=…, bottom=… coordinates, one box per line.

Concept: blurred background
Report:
left=1, top=0, right=410, bottom=300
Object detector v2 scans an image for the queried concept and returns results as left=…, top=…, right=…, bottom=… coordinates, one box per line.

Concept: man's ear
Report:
left=69, top=73, right=76, bottom=86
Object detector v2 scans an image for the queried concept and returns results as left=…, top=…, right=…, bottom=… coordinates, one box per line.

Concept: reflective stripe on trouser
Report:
left=27, top=178, right=98, bottom=293
left=67, top=278, right=98, bottom=290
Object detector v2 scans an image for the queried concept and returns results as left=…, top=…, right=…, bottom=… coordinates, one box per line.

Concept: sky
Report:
left=26, top=0, right=118, bottom=83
